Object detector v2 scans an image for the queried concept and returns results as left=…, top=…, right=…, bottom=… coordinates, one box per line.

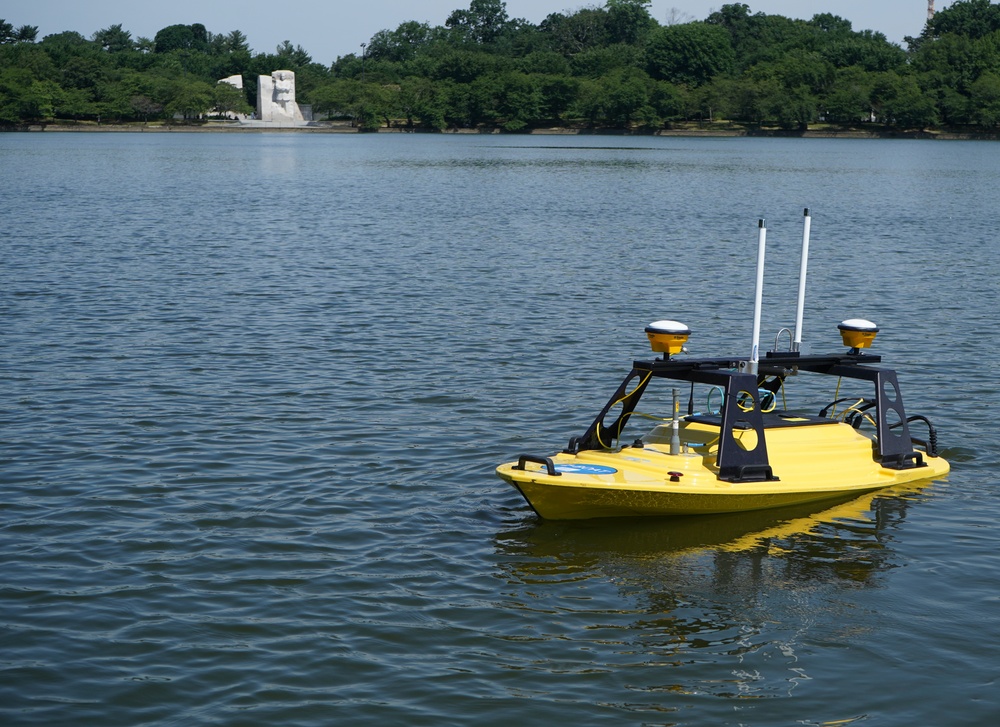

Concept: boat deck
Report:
left=685, top=411, right=839, bottom=430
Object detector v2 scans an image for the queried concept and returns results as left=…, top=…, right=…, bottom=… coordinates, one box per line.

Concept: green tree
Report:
left=969, top=70, right=1000, bottom=124
left=275, top=40, right=312, bottom=68
left=777, top=85, right=819, bottom=128
left=93, top=71, right=145, bottom=121
left=130, top=94, right=163, bottom=122
left=518, top=51, right=571, bottom=75
left=38, top=30, right=95, bottom=56
left=822, top=31, right=906, bottom=72
left=707, top=4, right=812, bottom=70
left=575, top=67, right=652, bottom=126
left=871, top=73, right=938, bottom=128
left=446, top=0, right=511, bottom=45
left=935, top=83, right=974, bottom=124
left=537, top=74, right=579, bottom=120
left=911, top=31, right=999, bottom=92
left=492, top=71, right=543, bottom=129
left=1, top=20, right=38, bottom=44
left=0, top=41, right=59, bottom=80
left=570, top=43, right=641, bottom=77
left=539, top=8, right=610, bottom=54
left=823, top=66, right=875, bottom=124
left=398, top=75, right=447, bottom=128
left=0, top=66, right=66, bottom=121
left=154, top=24, right=194, bottom=53
left=649, top=78, right=685, bottom=122
left=310, top=79, right=386, bottom=129
left=808, top=13, right=853, bottom=36
left=926, top=0, right=1000, bottom=40
left=212, top=80, right=252, bottom=117
left=222, top=30, right=249, bottom=54
left=163, top=76, right=214, bottom=119
left=605, top=0, right=656, bottom=45
left=492, top=17, right=547, bottom=57
left=433, top=49, right=508, bottom=83
left=93, top=24, right=133, bottom=53
left=367, top=22, right=436, bottom=63
left=727, top=75, right=784, bottom=123
left=694, top=77, right=737, bottom=121
left=750, top=50, right=833, bottom=95
left=0, top=67, right=37, bottom=121
left=153, top=24, right=209, bottom=54
left=55, top=86, right=96, bottom=119
left=460, top=71, right=542, bottom=129
left=606, top=68, right=651, bottom=127
left=646, top=22, right=735, bottom=86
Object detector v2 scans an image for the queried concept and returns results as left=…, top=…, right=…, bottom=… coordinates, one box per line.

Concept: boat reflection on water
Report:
left=492, top=483, right=940, bottom=704
left=498, top=482, right=935, bottom=569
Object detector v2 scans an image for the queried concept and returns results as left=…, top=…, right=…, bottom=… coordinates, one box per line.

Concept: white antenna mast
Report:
left=748, top=219, right=767, bottom=375
left=792, top=208, right=811, bottom=352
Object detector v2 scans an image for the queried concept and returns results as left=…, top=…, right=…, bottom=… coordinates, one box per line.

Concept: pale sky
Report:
left=4, top=1, right=947, bottom=67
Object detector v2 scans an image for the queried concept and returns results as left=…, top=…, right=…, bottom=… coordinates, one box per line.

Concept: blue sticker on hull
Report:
left=554, top=464, right=619, bottom=475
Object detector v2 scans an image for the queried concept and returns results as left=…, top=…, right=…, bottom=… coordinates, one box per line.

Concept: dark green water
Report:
left=1, top=132, right=997, bottom=725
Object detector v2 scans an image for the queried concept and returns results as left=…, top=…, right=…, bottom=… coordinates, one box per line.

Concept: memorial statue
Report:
left=256, top=70, right=305, bottom=123
left=274, top=71, right=294, bottom=107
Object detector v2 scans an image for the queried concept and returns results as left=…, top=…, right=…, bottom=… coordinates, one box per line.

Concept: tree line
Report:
left=3, top=0, right=1000, bottom=131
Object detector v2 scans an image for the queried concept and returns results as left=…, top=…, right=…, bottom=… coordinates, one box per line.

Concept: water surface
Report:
left=1, top=132, right=998, bottom=725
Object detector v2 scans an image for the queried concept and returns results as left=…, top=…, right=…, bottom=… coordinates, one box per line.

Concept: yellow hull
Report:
left=497, top=420, right=950, bottom=520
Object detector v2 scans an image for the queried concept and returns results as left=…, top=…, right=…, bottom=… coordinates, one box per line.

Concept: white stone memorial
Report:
left=257, top=70, right=305, bottom=123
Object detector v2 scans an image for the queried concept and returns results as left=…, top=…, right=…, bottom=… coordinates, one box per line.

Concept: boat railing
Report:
left=568, top=349, right=929, bottom=480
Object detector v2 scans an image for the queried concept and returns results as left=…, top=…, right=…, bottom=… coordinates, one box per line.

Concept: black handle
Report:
left=514, top=455, right=561, bottom=476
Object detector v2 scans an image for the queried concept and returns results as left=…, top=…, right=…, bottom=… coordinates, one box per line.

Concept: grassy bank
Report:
left=5, top=119, right=999, bottom=141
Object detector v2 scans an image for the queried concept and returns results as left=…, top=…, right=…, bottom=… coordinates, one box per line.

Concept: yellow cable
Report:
left=840, top=398, right=876, bottom=429
left=595, top=371, right=653, bottom=448
left=630, top=412, right=670, bottom=421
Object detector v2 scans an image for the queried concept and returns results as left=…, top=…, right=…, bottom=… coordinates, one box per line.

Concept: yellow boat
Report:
left=497, top=213, right=950, bottom=520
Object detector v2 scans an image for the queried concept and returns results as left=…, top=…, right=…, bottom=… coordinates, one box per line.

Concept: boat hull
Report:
left=497, top=420, right=950, bottom=520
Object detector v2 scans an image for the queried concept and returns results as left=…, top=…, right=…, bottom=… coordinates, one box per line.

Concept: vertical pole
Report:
left=670, top=388, right=681, bottom=455
left=793, top=207, right=811, bottom=352
left=749, top=219, right=766, bottom=375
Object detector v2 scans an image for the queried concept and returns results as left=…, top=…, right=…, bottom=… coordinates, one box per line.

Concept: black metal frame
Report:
left=565, top=349, right=928, bottom=482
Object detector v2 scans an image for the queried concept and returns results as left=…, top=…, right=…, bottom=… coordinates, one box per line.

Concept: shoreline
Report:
left=6, top=122, right=998, bottom=141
